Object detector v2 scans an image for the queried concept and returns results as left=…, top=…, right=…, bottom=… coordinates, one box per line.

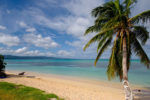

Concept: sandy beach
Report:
left=0, top=71, right=150, bottom=100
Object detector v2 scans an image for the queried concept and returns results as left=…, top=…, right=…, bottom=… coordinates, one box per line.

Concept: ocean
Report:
left=5, top=59, right=150, bottom=87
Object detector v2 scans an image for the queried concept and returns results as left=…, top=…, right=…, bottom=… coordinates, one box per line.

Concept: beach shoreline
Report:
left=0, top=70, right=150, bottom=100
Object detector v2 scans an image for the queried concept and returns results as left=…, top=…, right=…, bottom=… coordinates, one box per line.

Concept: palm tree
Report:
left=84, top=0, right=150, bottom=99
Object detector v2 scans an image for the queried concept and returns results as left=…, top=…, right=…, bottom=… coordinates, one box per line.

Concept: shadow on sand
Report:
left=6, top=73, right=36, bottom=78
left=133, top=87, right=150, bottom=100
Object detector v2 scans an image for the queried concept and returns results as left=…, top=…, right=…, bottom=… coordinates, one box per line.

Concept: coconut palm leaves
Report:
left=130, top=10, right=150, bottom=24
left=84, top=0, right=150, bottom=80
left=131, top=34, right=149, bottom=67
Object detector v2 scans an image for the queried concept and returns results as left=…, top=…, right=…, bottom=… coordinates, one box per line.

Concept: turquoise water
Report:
left=5, top=59, right=150, bottom=87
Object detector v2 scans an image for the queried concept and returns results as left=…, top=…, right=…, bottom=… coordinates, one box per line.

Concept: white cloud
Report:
left=65, top=40, right=98, bottom=58
left=24, top=33, right=58, bottom=49
left=23, top=50, right=41, bottom=56
left=33, top=15, right=67, bottom=32
left=57, top=50, right=74, bottom=57
left=24, top=50, right=55, bottom=56
left=24, top=0, right=103, bottom=38
left=15, top=47, right=28, bottom=53
left=18, top=21, right=36, bottom=33
left=26, top=27, right=36, bottom=33
left=18, top=21, right=28, bottom=28
left=66, top=17, right=90, bottom=37
left=63, top=0, right=104, bottom=17
left=0, top=47, right=55, bottom=57
left=29, top=0, right=104, bottom=58
left=1, top=0, right=149, bottom=59
left=0, top=33, right=20, bottom=46
left=0, top=25, right=7, bottom=30
left=132, top=0, right=150, bottom=17
left=0, top=47, right=15, bottom=55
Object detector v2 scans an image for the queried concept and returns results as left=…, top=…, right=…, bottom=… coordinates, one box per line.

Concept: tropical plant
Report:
left=0, top=54, right=6, bottom=78
left=84, top=0, right=150, bottom=99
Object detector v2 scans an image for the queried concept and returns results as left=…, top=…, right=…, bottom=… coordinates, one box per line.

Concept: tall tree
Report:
left=84, top=0, right=150, bottom=99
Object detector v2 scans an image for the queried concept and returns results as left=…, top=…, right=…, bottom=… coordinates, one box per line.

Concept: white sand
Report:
left=0, top=71, right=149, bottom=100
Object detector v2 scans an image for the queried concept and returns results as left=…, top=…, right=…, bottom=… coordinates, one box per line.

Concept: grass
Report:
left=0, top=82, right=64, bottom=100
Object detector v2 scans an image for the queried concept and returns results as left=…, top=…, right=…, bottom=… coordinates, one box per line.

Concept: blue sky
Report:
left=0, top=0, right=150, bottom=59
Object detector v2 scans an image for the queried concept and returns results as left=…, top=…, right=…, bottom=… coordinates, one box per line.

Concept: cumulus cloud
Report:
left=0, top=0, right=149, bottom=58
left=18, top=21, right=36, bottom=33
left=25, top=0, right=103, bottom=38
left=0, top=47, right=55, bottom=57
left=24, top=50, right=55, bottom=56
left=0, top=25, right=6, bottom=30
left=0, top=33, right=20, bottom=46
left=57, top=50, right=74, bottom=57
left=18, top=21, right=28, bottom=28
left=26, top=27, right=36, bottom=33
left=63, top=0, right=104, bottom=17
left=15, top=47, right=27, bottom=53
left=66, top=17, right=90, bottom=37
left=0, top=47, right=14, bottom=55
left=24, top=33, right=58, bottom=49
left=26, top=0, right=104, bottom=58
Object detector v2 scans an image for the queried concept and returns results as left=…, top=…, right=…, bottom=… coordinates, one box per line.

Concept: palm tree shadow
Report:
left=6, top=74, right=25, bottom=78
left=133, top=88, right=150, bottom=100
left=6, top=74, right=35, bottom=78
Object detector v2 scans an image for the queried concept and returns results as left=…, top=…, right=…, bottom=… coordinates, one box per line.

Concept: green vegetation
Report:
left=84, top=0, right=150, bottom=99
left=0, top=55, right=6, bottom=78
left=0, top=82, right=64, bottom=100
left=84, top=0, right=150, bottom=81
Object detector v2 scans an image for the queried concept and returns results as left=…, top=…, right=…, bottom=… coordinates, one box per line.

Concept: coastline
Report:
left=0, top=70, right=150, bottom=100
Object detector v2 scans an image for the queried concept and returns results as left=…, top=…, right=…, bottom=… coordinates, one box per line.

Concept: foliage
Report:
left=0, top=82, right=64, bottom=100
left=0, top=55, right=6, bottom=78
left=84, top=0, right=150, bottom=80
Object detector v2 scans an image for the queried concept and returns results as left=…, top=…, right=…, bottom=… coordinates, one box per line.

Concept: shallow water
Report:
left=5, top=59, right=150, bottom=87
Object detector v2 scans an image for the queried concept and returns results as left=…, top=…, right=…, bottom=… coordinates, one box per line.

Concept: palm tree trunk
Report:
left=122, top=37, right=128, bottom=81
left=122, top=37, right=133, bottom=100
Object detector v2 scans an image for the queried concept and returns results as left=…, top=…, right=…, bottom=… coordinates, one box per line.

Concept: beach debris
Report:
left=138, top=89, right=141, bottom=92
left=18, top=72, right=25, bottom=75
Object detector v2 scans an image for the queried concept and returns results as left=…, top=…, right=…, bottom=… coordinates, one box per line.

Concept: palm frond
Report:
left=123, top=0, right=137, bottom=15
left=94, top=37, right=112, bottom=66
left=95, top=16, right=108, bottom=26
left=131, top=35, right=150, bottom=68
left=91, top=1, right=114, bottom=17
left=133, top=26, right=149, bottom=45
left=84, top=0, right=150, bottom=81
left=114, top=0, right=121, bottom=15
left=130, top=10, right=150, bottom=24
left=123, top=0, right=137, bottom=7
left=84, top=25, right=101, bottom=35
left=107, top=38, right=123, bottom=80
left=83, top=32, right=105, bottom=51
left=101, top=15, right=120, bottom=29
left=97, top=31, right=113, bottom=52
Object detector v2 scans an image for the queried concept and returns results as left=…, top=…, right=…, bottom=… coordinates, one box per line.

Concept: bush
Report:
left=0, top=54, right=6, bottom=78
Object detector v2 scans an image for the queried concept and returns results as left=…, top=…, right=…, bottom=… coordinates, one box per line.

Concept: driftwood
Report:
left=18, top=72, right=25, bottom=75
